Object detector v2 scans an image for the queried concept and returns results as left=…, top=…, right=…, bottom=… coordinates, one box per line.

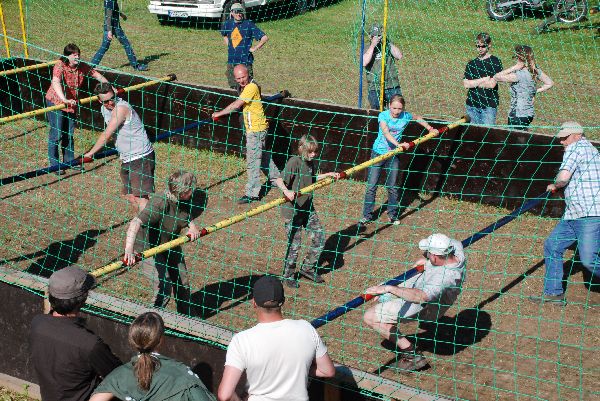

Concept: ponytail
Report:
left=129, top=312, right=165, bottom=391
left=134, top=352, right=159, bottom=391
left=515, top=45, right=538, bottom=80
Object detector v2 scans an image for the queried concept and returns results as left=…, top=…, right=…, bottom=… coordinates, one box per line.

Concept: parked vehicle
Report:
left=486, top=0, right=588, bottom=23
left=148, top=0, right=306, bottom=24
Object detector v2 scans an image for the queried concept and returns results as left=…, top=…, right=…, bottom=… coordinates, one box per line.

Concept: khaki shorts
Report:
left=120, top=152, right=155, bottom=197
left=373, top=288, right=461, bottom=325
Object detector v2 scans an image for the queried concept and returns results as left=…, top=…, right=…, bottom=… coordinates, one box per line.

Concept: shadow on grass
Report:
left=204, top=169, right=246, bottom=191
left=0, top=156, right=118, bottom=201
left=1, top=124, right=46, bottom=142
left=318, top=192, right=436, bottom=274
left=118, top=52, right=171, bottom=69
left=189, top=274, right=260, bottom=319
left=0, top=220, right=129, bottom=277
left=538, top=20, right=600, bottom=33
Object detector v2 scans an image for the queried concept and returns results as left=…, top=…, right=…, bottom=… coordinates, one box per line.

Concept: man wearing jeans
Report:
left=463, top=33, right=503, bottom=125
left=529, top=122, right=600, bottom=304
left=212, top=64, right=280, bottom=204
left=91, top=0, right=148, bottom=71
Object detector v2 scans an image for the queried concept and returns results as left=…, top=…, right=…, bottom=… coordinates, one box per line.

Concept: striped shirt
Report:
left=560, top=138, right=600, bottom=219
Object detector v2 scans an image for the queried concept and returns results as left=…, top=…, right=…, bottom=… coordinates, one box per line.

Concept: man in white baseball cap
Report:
left=529, top=121, right=600, bottom=304
left=220, top=2, right=269, bottom=89
left=363, top=233, right=466, bottom=371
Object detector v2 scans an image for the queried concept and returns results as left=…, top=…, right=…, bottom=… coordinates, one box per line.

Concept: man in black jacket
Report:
left=29, top=267, right=122, bottom=401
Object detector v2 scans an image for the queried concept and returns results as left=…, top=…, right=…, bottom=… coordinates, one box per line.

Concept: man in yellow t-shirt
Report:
left=212, top=64, right=280, bottom=204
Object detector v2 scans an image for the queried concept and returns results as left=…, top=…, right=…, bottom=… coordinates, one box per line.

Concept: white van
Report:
left=148, top=0, right=306, bottom=24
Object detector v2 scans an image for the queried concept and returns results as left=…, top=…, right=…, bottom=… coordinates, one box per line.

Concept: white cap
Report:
left=418, top=233, right=454, bottom=256
left=556, top=121, right=583, bottom=138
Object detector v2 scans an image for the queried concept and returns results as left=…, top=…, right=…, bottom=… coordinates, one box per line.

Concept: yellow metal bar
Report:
left=0, top=2, right=10, bottom=58
left=0, top=74, right=176, bottom=124
left=378, top=0, right=389, bottom=111
left=17, top=0, right=27, bottom=58
left=0, top=59, right=58, bottom=77
left=91, top=117, right=468, bottom=279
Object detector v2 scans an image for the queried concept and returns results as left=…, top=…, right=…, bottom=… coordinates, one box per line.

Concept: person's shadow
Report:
left=189, top=274, right=259, bottom=319
left=18, top=221, right=128, bottom=278
left=562, top=254, right=600, bottom=293
left=407, top=308, right=493, bottom=355
left=118, top=52, right=170, bottom=69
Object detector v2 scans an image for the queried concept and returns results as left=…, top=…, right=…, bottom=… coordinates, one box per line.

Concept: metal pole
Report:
left=378, top=0, right=389, bottom=111
left=17, top=0, right=28, bottom=58
left=0, top=2, right=10, bottom=58
left=0, top=74, right=177, bottom=124
left=0, top=60, right=59, bottom=77
left=91, top=116, right=468, bottom=278
left=357, top=0, right=367, bottom=108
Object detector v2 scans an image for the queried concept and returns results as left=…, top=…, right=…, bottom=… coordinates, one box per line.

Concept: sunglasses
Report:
left=476, top=44, right=488, bottom=49
left=98, top=95, right=115, bottom=105
left=232, top=9, right=244, bottom=14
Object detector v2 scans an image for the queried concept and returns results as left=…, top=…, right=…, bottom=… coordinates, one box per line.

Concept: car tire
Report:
left=157, top=15, right=171, bottom=25
left=556, top=0, right=588, bottom=23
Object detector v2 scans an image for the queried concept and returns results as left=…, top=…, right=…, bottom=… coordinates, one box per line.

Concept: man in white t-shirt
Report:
left=217, top=276, right=336, bottom=401
left=363, top=233, right=466, bottom=371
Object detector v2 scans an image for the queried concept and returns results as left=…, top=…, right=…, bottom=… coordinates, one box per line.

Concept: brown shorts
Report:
left=226, top=63, right=254, bottom=89
left=120, top=151, right=155, bottom=197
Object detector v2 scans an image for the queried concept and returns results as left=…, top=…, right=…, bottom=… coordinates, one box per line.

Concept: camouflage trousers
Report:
left=283, top=210, right=325, bottom=273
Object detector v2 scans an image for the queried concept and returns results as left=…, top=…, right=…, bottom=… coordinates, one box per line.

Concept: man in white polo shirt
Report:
left=217, top=276, right=335, bottom=401
left=363, top=233, right=466, bottom=371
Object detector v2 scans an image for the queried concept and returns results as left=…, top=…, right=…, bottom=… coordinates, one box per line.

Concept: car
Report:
left=148, top=0, right=309, bottom=24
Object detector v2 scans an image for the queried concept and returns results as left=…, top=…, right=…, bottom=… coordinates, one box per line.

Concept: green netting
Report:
left=0, top=1, right=599, bottom=400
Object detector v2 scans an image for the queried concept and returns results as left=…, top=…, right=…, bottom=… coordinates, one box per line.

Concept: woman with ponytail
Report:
left=494, top=45, right=554, bottom=131
left=90, top=312, right=215, bottom=401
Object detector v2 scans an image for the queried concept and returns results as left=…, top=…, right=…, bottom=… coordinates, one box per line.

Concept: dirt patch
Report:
left=1, top=122, right=598, bottom=401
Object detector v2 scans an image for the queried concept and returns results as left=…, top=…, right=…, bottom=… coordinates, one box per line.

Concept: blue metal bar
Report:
left=311, top=191, right=552, bottom=329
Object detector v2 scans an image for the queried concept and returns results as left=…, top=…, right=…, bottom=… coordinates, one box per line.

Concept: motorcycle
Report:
left=486, top=0, right=588, bottom=23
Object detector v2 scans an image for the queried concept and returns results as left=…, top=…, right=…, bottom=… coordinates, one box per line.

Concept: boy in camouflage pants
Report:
left=274, top=135, right=340, bottom=288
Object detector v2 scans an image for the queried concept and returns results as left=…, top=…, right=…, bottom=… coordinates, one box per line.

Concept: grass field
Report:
left=1, top=119, right=599, bottom=400
left=0, top=386, right=36, bottom=401
left=1, top=0, right=598, bottom=136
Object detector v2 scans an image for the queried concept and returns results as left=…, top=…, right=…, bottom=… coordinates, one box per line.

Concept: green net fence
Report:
left=0, top=0, right=599, bottom=400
